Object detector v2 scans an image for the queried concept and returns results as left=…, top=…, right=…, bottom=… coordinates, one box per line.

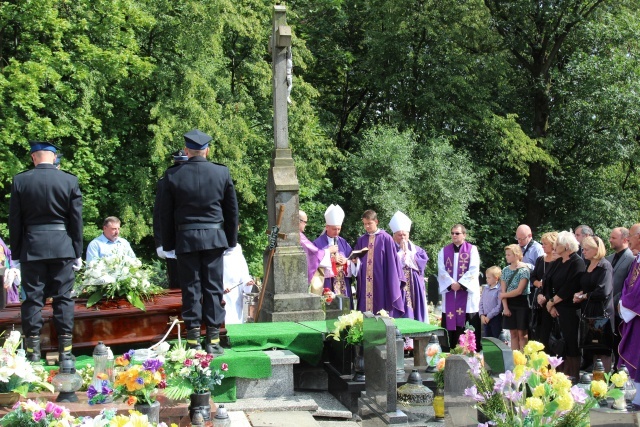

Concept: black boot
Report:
left=58, top=334, right=75, bottom=363
left=204, top=326, right=224, bottom=356
left=186, top=327, right=202, bottom=350
left=25, top=336, right=41, bottom=362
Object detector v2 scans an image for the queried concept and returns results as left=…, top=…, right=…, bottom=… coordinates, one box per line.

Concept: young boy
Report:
left=479, top=266, right=503, bottom=339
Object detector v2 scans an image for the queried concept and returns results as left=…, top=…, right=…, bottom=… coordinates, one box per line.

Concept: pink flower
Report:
left=458, top=329, right=476, bottom=354
left=53, top=406, right=64, bottom=419
left=221, top=363, right=229, bottom=371
left=200, top=361, right=210, bottom=368
left=184, top=359, right=193, bottom=367
left=45, top=401, right=56, bottom=413
left=32, top=409, right=46, bottom=422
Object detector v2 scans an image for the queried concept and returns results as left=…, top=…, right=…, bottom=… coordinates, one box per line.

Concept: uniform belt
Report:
left=27, top=224, right=67, bottom=231
left=178, top=223, right=223, bottom=231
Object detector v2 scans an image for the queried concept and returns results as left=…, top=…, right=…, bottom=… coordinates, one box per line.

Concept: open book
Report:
left=348, top=247, right=369, bottom=260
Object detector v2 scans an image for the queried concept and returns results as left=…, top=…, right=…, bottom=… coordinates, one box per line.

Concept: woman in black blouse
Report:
left=573, top=236, right=614, bottom=372
left=544, top=231, right=586, bottom=380
left=531, top=231, right=559, bottom=344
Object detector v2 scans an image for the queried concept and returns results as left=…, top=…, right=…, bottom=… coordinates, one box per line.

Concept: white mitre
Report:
left=324, top=204, right=345, bottom=226
left=389, top=211, right=412, bottom=233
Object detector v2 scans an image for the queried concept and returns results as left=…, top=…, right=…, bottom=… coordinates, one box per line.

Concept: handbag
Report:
left=579, top=293, right=611, bottom=349
left=548, top=317, right=565, bottom=356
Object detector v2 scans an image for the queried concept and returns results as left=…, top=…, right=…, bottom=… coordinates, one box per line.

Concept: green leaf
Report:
left=86, top=290, right=105, bottom=308
left=126, top=293, right=146, bottom=311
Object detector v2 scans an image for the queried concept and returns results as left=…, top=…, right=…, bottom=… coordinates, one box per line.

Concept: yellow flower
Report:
left=550, top=372, right=572, bottom=394
left=525, top=396, right=544, bottom=413
left=611, top=372, right=628, bottom=388
left=523, top=341, right=544, bottom=356
left=108, top=415, right=131, bottom=427
left=532, top=384, right=547, bottom=398
left=556, top=391, right=574, bottom=411
left=513, top=364, right=525, bottom=380
left=591, top=380, right=608, bottom=398
left=513, top=350, right=526, bottom=366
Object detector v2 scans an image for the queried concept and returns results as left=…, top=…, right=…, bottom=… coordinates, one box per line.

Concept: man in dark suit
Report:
left=9, top=141, right=83, bottom=362
left=160, top=130, right=238, bottom=355
left=153, top=150, right=188, bottom=289
left=606, top=227, right=634, bottom=365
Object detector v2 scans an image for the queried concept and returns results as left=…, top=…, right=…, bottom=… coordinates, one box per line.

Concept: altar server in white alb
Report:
left=389, top=211, right=429, bottom=323
left=222, top=242, right=254, bottom=324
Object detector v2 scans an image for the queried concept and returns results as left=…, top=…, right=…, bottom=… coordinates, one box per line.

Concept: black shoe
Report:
left=186, top=328, right=202, bottom=350
left=58, top=334, right=75, bottom=363
left=205, top=326, right=224, bottom=356
left=25, top=336, right=41, bottom=362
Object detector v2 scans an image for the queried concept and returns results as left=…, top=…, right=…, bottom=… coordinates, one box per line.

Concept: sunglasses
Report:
left=451, top=232, right=463, bottom=235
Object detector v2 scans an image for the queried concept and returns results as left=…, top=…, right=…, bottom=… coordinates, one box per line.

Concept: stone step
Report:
left=248, top=411, right=322, bottom=427
left=237, top=350, right=299, bottom=398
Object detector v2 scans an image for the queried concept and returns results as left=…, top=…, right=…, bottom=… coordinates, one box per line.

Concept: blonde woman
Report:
left=499, top=244, right=530, bottom=350
left=574, top=236, right=614, bottom=372
left=530, top=232, right=559, bottom=342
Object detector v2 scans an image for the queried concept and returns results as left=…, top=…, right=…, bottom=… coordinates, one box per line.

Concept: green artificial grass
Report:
left=225, top=322, right=325, bottom=365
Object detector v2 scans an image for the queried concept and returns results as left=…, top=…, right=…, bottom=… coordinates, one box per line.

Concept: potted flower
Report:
left=163, top=343, right=228, bottom=423
left=111, top=356, right=166, bottom=423
left=466, top=340, right=624, bottom=426
left=0, top=331, right=53, bottom=406
left=432, top=356, right=446, bottom=419
left=73, top=246, right=164, bottom=310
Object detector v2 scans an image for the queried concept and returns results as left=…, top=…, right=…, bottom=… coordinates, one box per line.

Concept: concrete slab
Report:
left=306, top=390, right=353, bottom=419
left=248, top=411, right=321, bottom=427
left=228, top=411, right=252, bottom=427
left=317, top=421, right=360, bottom=427
left=224, top=393, right=319, bottom=412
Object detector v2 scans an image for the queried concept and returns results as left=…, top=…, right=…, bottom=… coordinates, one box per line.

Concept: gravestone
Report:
left=443, top=355, right=478, bottom=427
left=358, top=312, right=408, bottom=425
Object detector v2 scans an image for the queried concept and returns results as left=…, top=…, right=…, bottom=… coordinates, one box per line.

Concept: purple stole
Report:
left=443, top=242, right=473, bottom=331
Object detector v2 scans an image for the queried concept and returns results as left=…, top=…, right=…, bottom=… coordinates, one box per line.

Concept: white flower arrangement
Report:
left=0, top=331, right=53, bottom=395
left=73, top=247, right=164, bottom=311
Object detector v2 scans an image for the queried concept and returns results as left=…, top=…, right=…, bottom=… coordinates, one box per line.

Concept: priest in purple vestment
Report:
left=313, top=204, right=353, bottom=302
left=389, top=211, right=429, bottom=323
left=437, top=224, right=482, bottom=352
left=299, top=210, right=336, bottom=286
left=350, top=210, right=405, bottom=318
left=618, top=223, right=640, bottom=408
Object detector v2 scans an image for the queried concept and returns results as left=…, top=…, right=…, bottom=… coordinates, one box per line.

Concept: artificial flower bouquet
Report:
left=112, top=352, right=166, bottom=405
left=73, top=246, right=164, bottom=310
left=0, top=331, right=53, bottom=396
left=163, top=343, right=228, bottom=401
left=466, top=340, right=624, bottom=427
left=0, top=401, right=178, bottom=427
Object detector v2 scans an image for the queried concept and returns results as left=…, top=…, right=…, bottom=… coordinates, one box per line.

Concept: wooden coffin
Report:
left=0, top=289, right=184, bottom=354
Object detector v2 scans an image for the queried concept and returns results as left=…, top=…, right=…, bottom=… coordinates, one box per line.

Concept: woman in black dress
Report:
left=544, top=231, right=586, bottom=381
left=531, top=232, right=559, bottom=344
left=573, top=236, right=614, bottom=372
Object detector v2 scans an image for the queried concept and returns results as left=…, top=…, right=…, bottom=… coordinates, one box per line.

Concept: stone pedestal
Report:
left=590, top=406, right=640, bottom=427
left=236, top=350, right=299, bottom=398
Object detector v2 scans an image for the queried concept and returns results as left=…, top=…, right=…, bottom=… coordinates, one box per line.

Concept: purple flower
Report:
left=136, top=377, right=145, bottom=385
left=124, top=349, right=135, bottom=361
left=87, top=385, right=99, bottom=400
left=45, top=401, right=56, bottom=413
left=464, top=386, right=486, bottom=403
left=32, top=409, right=46, bottom=422
left=570, top=385, right=588, bottom=404
left=143, top=358, right=163, bottom=373
left=548, top=356, right=564, bottom=369
left=503, top=390, right=522, bottom=402
left=493, top=371, right=515, bottom=392
left=468, top=357, right=482, bottom=377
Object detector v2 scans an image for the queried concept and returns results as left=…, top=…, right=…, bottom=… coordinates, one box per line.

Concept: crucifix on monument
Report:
left=259, top=4, right=323, bottom=322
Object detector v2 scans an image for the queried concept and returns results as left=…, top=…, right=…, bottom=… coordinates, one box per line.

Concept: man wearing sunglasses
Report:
left=437, top=224, right=482, bottom=351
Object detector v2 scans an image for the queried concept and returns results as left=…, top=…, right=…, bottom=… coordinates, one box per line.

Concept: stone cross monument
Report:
left=260, top=5, right=323, bottom=322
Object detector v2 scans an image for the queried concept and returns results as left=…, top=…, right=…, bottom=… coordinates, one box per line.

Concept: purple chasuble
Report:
left=398, top=242, right=429, bottom=322
left=313, top=234, right=353, bottom=298
left=443, top=242, right=473, bottom=330
left=300, top=232, right=326, bottom=284
left=0, top=238, right=19, bottom=303
left=354, top=230, right=405, bottom=317
left=618, top=259, right=640, bottom=379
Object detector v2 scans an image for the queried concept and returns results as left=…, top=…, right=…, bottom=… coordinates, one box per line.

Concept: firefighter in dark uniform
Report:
left=9, top=141, right=83, bottom=362
left=153, top=150, right=188, bottom=289
left=160, top=130, right=239, bottom=355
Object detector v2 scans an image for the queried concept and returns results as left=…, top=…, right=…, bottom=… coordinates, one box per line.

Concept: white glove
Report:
left=3, top=268, right=20, bottom=289
left=72, top=258, right=83, bottom=271
left=163, top=250, right=176, bottom=259
left=156, top=246, right=166, bottom=259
